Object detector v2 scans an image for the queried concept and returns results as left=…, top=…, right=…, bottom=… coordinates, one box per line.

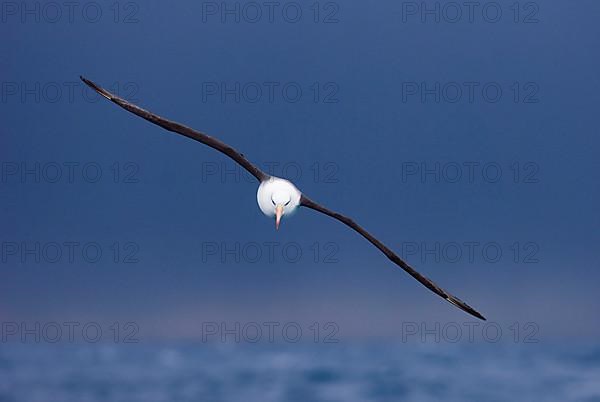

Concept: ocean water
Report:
left=1, top=342, right=599, bottom=402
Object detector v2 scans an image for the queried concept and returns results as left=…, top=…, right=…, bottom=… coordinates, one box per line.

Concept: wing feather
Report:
left=80, top=76, right=268, bottom=182
left=300, top=195, right=486, bottom=320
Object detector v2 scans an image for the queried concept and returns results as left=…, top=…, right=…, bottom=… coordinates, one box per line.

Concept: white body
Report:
left=257, top=177, right=302, bottom=218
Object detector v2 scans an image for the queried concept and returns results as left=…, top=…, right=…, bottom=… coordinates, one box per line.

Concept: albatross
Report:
left=80, top=76, right=486, bottom=320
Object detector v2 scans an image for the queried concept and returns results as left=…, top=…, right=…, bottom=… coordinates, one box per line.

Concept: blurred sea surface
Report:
left=1, top=342, right=599, bottom=402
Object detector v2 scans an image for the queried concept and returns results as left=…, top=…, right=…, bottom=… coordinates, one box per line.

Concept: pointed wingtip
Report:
left=80, top=75, right=93, bottom=87
left=446, top=296, right=486, bottom=321
left=80, top=75, right=112, bottom=100
left=470, top=309, right=486, bottom=321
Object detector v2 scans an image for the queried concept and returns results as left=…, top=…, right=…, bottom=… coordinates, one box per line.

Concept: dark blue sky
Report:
left=1, top=0, right=599, bottom=341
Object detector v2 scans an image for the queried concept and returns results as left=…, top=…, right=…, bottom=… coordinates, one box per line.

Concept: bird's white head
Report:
left=257, top=177, right=302, bottom=230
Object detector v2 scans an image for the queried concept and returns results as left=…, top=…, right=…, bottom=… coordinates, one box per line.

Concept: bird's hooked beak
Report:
left=275, top=205, right=284, bottom=230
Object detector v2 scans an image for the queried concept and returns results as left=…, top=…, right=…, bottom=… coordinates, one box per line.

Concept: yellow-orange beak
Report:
left=275, top=205, right=284, bottom=230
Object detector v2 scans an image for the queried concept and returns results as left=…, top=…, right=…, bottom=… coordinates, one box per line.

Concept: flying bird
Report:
left=80, top=76, right=486, bottom=320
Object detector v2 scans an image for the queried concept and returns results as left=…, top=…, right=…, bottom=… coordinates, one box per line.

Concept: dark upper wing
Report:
left=80, top=76, right=269, bottom=183
left=300, top=194, right=486, bottom=320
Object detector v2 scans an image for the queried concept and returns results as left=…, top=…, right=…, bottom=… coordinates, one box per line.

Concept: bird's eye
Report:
left=271, top=199, right=276, bottom=206
left=284, top=200, right=291, bottom=206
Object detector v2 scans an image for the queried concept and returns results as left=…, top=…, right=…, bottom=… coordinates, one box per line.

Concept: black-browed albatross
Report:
left=80, top=76, right=486, bottom=320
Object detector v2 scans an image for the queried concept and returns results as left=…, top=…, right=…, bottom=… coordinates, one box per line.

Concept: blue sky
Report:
left=1, top=0, right=599, bottom=342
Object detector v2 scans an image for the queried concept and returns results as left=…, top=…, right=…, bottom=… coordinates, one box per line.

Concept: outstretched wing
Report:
left=300, top=194, right=486, bottom=320
left=80, top=76, right=269, bottom=182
